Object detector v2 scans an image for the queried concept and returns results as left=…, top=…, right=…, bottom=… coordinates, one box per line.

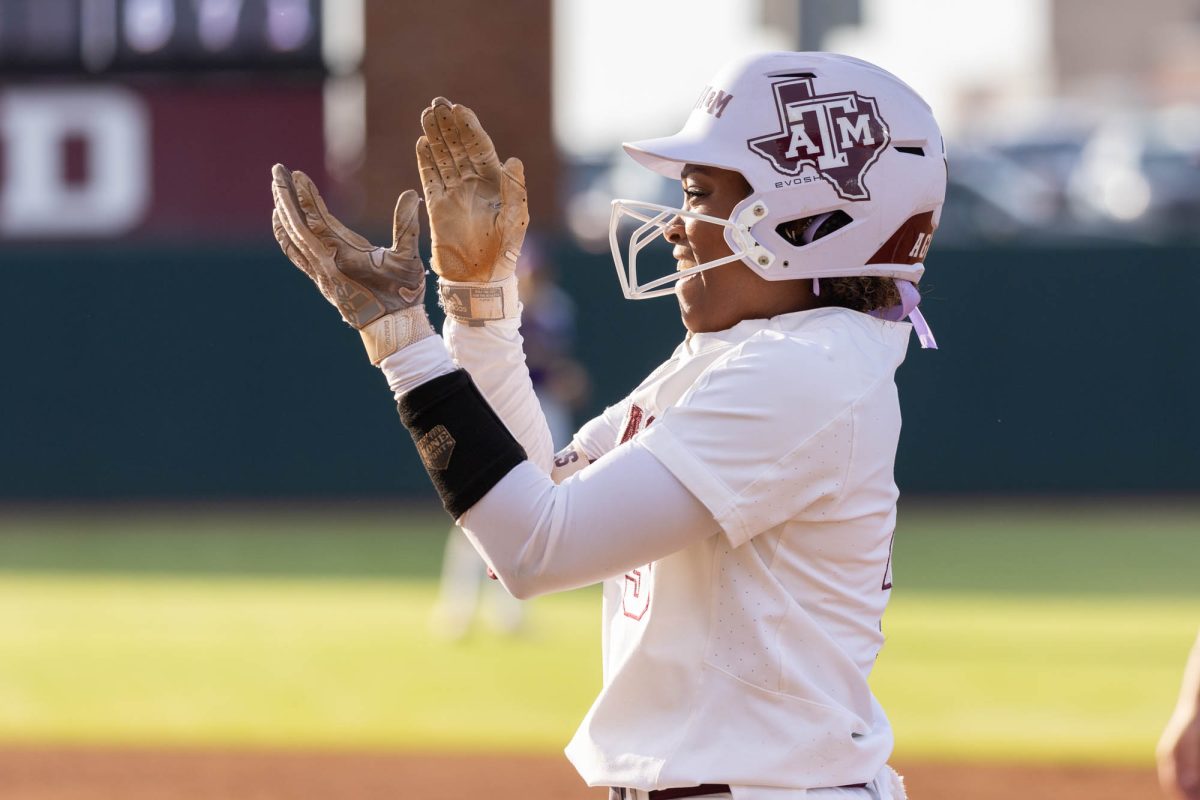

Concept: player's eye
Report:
left=683, top=186, right=707, bottom=202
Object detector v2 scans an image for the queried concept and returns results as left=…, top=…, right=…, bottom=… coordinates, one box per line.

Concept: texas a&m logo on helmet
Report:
left=748, top=76, right=890, bottom=201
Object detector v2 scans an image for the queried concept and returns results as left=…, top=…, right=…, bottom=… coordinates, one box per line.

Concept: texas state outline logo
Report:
left=747, top=76, right=890, bottom=201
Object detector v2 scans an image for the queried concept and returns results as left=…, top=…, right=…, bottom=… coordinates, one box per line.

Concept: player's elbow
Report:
left=459, top=465, right=572, bottom=600
left=490, top=537, right=567, bottom=600
left=506, top=582, right=540, bottom=602
left=491, top=567, right=549, bottom=601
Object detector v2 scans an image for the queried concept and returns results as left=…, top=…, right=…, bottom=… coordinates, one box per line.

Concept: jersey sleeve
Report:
left=556, top=344, right=685, bottom=473
left=572, top=398, right=632, bottom=461
left=636, top=334, right=865, bottom=548
left=547, top=393, right=633, bottom=482
left=442, top=314, right=555, bottom=474
left=460, top=440, right=718, bottom=598
left=546, top=396, right=633, bottom=483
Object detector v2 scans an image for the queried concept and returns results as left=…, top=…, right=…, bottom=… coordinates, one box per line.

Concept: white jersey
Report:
left=385, top=302, right=912, bottom=796
left=564, top=307, right=909, bottom=792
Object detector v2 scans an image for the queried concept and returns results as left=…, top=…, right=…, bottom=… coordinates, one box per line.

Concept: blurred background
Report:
left=0, top=1, right=1197, bottom=799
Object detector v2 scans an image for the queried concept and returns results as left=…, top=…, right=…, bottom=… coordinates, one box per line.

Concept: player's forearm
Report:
left=441, top=307, right=555, bottom=473
left=390, top=363, right=712, bottom=599
left=379, top=334, right=458, bottom=395
left=459, top=442, right=716, bottom=599
left=379, top=321, right=554, bottom=475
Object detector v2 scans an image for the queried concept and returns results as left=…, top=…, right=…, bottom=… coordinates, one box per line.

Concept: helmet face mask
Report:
left=609, top=52, right=947, bottom=304
left=607, top=197, right=772, bottom=300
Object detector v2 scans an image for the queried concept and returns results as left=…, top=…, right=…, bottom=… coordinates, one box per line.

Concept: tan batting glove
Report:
left=417, top=97, right=528, bottom=325
left=270, top=164, right=434, bottom=364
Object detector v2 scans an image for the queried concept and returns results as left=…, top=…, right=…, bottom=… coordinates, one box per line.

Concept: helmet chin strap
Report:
left=869, top=279, right=937, bottom=349
left=797, top=212, right=935, bottom=348
left=801, top=212, right=836, bottom=299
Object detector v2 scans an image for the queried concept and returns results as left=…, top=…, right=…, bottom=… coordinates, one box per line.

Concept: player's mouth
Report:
left=673, top=248, right=694, bottom=271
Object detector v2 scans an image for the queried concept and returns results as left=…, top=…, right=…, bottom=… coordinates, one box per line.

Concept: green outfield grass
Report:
left=0, top=501, right=1196, bottom=764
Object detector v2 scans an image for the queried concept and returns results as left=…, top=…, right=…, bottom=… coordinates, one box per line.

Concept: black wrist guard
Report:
left=397, top=369, right=527, bottom=519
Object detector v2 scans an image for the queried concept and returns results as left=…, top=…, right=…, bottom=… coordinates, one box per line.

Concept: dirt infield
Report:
left=0, top=746, right=1161, bottom=800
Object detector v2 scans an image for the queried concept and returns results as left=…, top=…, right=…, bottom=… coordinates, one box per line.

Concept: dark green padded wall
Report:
left=1, top=242, right=1195, bottom=499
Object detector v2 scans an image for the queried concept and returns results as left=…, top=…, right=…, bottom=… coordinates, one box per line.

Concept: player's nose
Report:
left=664, top=214, right=686, bottom=245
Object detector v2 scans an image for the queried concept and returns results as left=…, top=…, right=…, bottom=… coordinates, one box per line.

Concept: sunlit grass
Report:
left=0, top=503, right=1196, bottom=763
left=0, top=574, right=600, bottom=751
left=876, top=593, right=1199, bottom=764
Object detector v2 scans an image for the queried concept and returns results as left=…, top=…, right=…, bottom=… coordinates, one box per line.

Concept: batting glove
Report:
left=271, top=164, right=434, bottom=363
left=417, top=97, right=528, bottom=325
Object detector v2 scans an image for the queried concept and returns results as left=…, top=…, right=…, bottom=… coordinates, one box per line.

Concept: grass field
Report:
left=0, top=501, right=1196, bottom=765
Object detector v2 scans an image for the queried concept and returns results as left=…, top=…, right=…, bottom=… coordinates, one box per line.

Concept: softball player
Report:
left=271, top=52, right=946, bottom=800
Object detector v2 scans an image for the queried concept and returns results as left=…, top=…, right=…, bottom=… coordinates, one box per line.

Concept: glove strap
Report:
left=438, top=275, right=520, bottom=326
left=359, top=307, right=435, bottom=365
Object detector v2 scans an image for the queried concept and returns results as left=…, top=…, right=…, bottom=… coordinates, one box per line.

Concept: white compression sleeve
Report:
left=458, top=440, right=717, bottom=599
left=378, top=294, right=554, bottom=476
left=379, top=334, right=457, bottom=397
left=443, top=313, right=555, bottom=474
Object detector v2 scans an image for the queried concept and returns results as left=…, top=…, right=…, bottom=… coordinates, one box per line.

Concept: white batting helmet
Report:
left=609, top=52, right=946, bottom=344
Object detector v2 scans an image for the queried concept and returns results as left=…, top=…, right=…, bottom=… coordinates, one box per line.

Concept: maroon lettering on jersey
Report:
left=622, top=564, right=652, bottom=620
left=618, top=405, right=658, bottom=444
left=618, top=405, right=643, bottom=444
left=747, top=76, right=889, bottom=201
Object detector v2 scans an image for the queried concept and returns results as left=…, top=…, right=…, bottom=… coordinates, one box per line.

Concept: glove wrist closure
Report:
left=359, top=307, right=435, bottom=364
left=438, top=274, right=520, bottom=326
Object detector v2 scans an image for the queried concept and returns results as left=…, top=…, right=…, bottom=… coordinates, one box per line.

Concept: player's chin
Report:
left=675, top=272, right=710, bottom=332
left=675, top=270, right=702, bottom=298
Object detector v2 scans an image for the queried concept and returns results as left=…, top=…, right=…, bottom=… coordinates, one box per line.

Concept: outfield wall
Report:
left=2, top=243, right=1196, bottom=500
